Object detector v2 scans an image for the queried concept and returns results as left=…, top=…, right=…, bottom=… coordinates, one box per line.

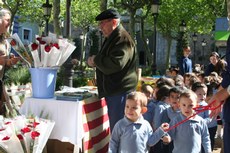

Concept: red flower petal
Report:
left=27, top=124, right=33, bottom=128
left=33, top=122, right=40, bottom=128
left=31, top=43, right=39, bottom=51
left=45, top=45, right=51, bottom=52
left=36, top=37, right=42, bottom=42
left=10, top=39, right=17, bottom=46
left=31, top=131, right=40, bottom=139
left=40, top=41, right=46, bottom=45
left=0, top=128, right=5, bottom=131
left=17, top=134, right=23, bottom=140
left=5, top=122, right=11, bottom=125
left=21, top=127, right=31, bottom=134
left=2, top=136, right=10, bottom=140
left=52, top=43, right=60, bottom=49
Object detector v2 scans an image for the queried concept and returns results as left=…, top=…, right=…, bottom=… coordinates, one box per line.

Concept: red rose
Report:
left=45, top=45, right=51, bottom=52
left=2, top=136, right=10, bottom=141
left=5, top=122, right=11, bottom=125
left=52, top=43, right=60, bottom=49
left=33, top=122, right=40, bottom=128
left=27, top=124, right=33, bottom=128
left=17, top=134, right=24, bottom=140
left=31, top=43, right=39, bottom=51
left=10, top=39, right=17, bottom=46
left=21, top=127, right=31, bottom=134
left=40, top=41, right=46, bottom=45
left=31, top=131, right=40, bottom=139
left=0, top=128, right=5, bottom=131
left=36, top=37, right=42, bottom=42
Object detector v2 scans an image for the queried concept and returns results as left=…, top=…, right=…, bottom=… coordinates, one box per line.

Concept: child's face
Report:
left=183, top=48, right=191, bottom=57
left=179, top=96, right=197, bottom=118
left=153, top=87, right=158, bottom=100
left=143, top=85, right=153, bottom=100
left=195, top=87, right=207, bottom=102
left=184, top=77, right=190, bottom=87
left=171, top=70, right=177, bottom=77
left=125, top=99, right=142, bottom=122
left=169, top=92, right=180, bottom=110
left=198, top=76, right=204, bottom=83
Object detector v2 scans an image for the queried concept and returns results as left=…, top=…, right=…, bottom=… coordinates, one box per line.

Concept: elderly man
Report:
left=87, top=8, right=138, bottom=132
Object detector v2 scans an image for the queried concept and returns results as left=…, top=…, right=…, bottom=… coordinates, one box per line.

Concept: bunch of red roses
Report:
left=0, top=116, right=55, bottom=153
left=8, top=33, right=76, bottom=68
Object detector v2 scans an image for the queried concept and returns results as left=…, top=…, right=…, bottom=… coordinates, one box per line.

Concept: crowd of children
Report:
left=108, top=61, right=224, bottom=153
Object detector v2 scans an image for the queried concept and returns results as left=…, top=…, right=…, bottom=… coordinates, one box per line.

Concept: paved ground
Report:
left=213, top=138, right=223, bottom=153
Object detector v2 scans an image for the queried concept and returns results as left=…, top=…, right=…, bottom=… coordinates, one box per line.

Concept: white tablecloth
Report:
left=19, top=97, right=84, bottom=146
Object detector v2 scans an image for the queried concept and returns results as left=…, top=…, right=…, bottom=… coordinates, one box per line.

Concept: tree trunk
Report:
left=100, top=0, right=107, bottom=11
left=53, top=0, right=61, bottom=36
left=166, top=37, right=172, bottom=70
left=227, top=0, right=230, bottom=27
left=66, top=0, right=71, bottom=38
left=129, top=9, right=136, bottom=39
left=140, top=17, right=152, bottom=66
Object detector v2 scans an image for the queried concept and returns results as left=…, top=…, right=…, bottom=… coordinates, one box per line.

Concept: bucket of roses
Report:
left=7, top=33, right=76, bottom=98
left=0, top=115, right=55, bottom=153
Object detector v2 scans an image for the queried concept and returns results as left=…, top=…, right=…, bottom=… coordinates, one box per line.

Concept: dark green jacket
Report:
left=94, top=25, right=138, bottom=98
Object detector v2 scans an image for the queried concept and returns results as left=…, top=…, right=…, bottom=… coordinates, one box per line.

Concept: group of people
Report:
left=87, top=8, right=230, bottom=153
left=1, top=5, right=230, bottom=153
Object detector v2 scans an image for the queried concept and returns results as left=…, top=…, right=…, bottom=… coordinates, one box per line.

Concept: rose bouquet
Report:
left=0, top=115, right=55, bottom=153
left=8, top=33, right=76, bottom=68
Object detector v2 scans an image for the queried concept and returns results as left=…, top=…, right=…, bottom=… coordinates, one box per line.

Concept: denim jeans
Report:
left=105, top=92, right=128, bottom=132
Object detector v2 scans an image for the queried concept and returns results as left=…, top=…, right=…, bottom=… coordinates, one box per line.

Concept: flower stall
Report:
left=8, top=33, right=76, bottom=99
left=0, top=115, right=55, bottom=153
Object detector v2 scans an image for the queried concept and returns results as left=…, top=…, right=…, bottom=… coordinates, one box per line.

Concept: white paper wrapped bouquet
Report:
left=0, top=115, right=55, bottom=153
left=7, top=33, right=76, bottom=68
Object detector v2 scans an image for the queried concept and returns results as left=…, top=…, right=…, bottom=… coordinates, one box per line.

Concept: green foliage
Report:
left=141, top=66, right=152, bottom=76
left=176, top=31, right=189, bottom=63
left=4, top=66, right=30, bottom=85
left=55, top=66, right=64, bottom=91
left=73, top=77, right=88, bottom=87
left=70, top=0, right=101, bottom=31
left=89, top=29, right=100, bottom=56
left=3, top=0, right=44, bottom=33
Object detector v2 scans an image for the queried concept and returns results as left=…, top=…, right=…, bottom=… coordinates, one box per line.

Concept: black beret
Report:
left=95, top=8, right=121, bottom=21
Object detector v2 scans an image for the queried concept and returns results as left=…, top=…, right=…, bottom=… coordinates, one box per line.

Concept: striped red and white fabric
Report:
left=82, top=96, right=110, bottom=153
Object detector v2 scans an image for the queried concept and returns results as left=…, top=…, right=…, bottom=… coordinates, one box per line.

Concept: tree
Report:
left=156, top=0, right=225, bottom=69
left=112, top=0, right=150, bottom=39
left=53, top=0, right=61, bottom=36
left=71, top=0, right=100, bottom=33
left=2, top=0, right=44, bottom=34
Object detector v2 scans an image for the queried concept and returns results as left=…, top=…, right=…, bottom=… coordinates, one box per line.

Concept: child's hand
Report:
left=161, top=135, right=171, bottom=144
left=161, top=123, right=169, bottom=132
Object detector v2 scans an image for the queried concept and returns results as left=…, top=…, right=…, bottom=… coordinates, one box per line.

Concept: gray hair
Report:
left=0, top=8, right=11, bottom=19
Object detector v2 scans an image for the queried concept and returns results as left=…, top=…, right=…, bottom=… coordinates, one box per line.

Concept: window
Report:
left=22, top=28, right=32, bottom=43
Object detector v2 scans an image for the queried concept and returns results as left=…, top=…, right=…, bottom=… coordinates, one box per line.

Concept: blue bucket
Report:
left=30, top=68, right=58, bottom=98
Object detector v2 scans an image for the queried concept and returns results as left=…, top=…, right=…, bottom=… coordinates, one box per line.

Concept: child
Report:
left=166, top=86, right=182, bottom=121
left=165, top=89, right=211, bottom=153
left=141, top=84, right=156, bottom=126
left=164, top=86, right=183, bottom=153
left=152, top=85, right=171, bottom=153
left=108, top=92, right=170, bottom=153
left=192, top=82, right=217, bottom=152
